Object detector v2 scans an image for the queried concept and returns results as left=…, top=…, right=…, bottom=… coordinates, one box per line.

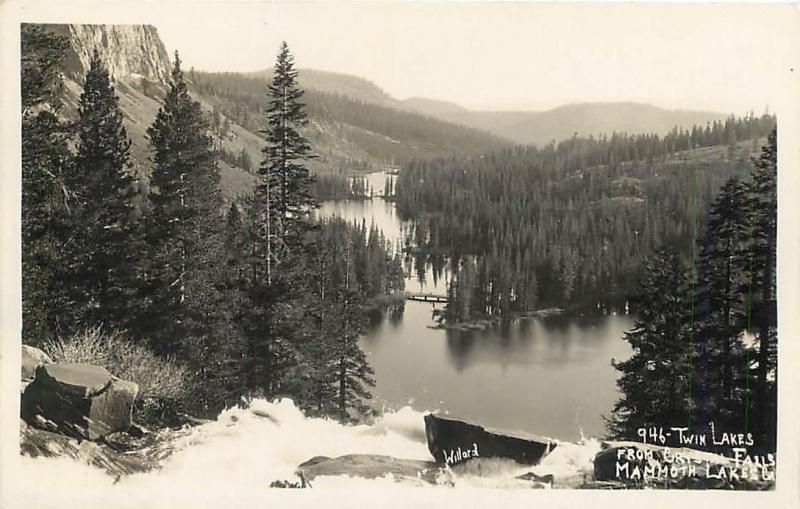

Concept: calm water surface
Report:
left=319, top=173, right=633, bottom=441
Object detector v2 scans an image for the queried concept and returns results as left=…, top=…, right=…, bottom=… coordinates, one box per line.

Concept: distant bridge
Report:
left=404, top=292, right=448, bottom=303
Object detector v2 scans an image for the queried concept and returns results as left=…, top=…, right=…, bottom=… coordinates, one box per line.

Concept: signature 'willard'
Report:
left=443, top=443, right=480, bottom=466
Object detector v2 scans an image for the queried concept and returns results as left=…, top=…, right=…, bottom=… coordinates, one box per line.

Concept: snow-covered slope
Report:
left=12, top=399, right=602, bottom=508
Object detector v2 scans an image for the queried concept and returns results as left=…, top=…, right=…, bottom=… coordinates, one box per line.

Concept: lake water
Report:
left=319, top=175, right=633, bottom=442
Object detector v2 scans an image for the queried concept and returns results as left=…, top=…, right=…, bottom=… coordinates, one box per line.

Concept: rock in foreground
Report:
left=21, top=345, right=52, bottom=380
left=21, top=363, right=138, bottom=440
left=20, top=419, right=160, bottom=477
left=424, top=414, right=557, bottom=467
left=20, top=418, right=193, bottom=478
left=297, top=454, right=449, bottom=485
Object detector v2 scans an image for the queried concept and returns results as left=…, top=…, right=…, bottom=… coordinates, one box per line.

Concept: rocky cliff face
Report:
left=45, top=24, right=171, bottom=83
left=40, top=22, right=258, bottom=197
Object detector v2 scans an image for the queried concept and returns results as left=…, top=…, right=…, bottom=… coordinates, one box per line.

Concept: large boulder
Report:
left=21, top=345, right=52, bottom=380
left=21, top=363, right=138, bottom=440
left=593, top=441, right=775, bottom=490
left=424, top=414, right=557, bottom=467
left=296, top=454, right=449, bottom=485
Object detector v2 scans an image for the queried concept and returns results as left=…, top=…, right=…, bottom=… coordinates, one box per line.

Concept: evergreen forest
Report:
left=21, top=26, right=403, bottom=424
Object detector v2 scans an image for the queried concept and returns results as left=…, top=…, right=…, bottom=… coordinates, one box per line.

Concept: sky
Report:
left=10, top=0, right=800, bottom=113
left=146, top=2, right=798, bottom=115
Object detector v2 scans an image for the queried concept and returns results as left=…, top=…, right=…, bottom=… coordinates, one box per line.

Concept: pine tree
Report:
left=206, top=202, right=250, bottom=410
left=239, top=41, right=320, bottom=398
left=695, top=178, right=750, bottom=432
left=238, top=194, right=279, bottom=396
left=292, top=218, right=378, bottom=421
left=68, top=51, right=139, bottom=332
left=257, top=41, right=317, bottom=285
left=332, top=228, right=375, bottom=421
left=746, top=129, right=777, bottom=451
left=446, top=257, right=477, bottom=323
left=142, top=52, right=224, bottom=364
left=608, top=249, right=694, bottom=439
left=21, top=24, right=75, bottom=344
left=297, top=227, right=339, bottom=417
left=21, top=24, right=68, bottom=115
left=386, top=253, right=406, bottom=294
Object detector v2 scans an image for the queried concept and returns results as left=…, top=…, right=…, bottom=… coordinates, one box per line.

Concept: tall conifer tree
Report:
left=212, top=202, right=251, bottom=409
left=257, top=41, right=317, bottom=285
left=608, top=249, right=694, bottom=439
left=296, top=220, right=375, bottom=421
left=242, top=41, right=319, bottom=398
left=333, top=233, right=375, bottom=421
left=746, top=129, right=777, bottom=450
left=695, top=178, right=750, bottom=431
left=69, top=51, right=138, bottom=332
left=142, top=52, right=223, bottom=362
left=21, top=25, right=74, bottom=343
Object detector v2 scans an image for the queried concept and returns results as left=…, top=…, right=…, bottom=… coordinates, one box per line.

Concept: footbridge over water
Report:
left=403, top=292, right=448, bottom=303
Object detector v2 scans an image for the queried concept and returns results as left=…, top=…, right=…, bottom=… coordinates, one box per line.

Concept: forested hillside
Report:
left=395, top=114, right=777, bottom=317
left=246, top=67, right=398, bottom=107
left=189, top=70, right=510, bottom=171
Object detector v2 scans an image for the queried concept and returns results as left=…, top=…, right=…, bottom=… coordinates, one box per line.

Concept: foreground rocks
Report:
left=20, top=418, right=154, bottom=477
left=297, top=454, right=450, bottom=486
left=21, top=363, right=139, bottom=440
left=424, top=414, right=557, bottom=467
left=293, top=454, right=559, bottom=488
left=20, top=418, right=189, bottom=478
left=17, top=349, right=201, bottom=480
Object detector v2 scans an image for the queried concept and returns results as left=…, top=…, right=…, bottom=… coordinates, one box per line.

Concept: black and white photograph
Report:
left=1, top=1, right=799, bottom=507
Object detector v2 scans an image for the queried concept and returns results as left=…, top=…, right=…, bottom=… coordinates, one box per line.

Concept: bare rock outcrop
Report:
left=42, top=24, right=172, bottom=83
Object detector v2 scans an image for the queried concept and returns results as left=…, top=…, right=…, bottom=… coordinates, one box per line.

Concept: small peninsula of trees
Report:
left=21, top=28, right=401, bottom=425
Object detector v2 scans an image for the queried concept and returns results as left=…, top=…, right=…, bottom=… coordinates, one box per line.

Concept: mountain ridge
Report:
left=400, top=98, right=729, bottom=145
left=234, top=65, right=729, bottom=147
left=46, top=23, right=510, bottom=201
left=45, top=22, right=731, bottom=202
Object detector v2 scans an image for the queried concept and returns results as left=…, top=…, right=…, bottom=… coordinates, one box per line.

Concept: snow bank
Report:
left=8, top=398, right=598, bottom=508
